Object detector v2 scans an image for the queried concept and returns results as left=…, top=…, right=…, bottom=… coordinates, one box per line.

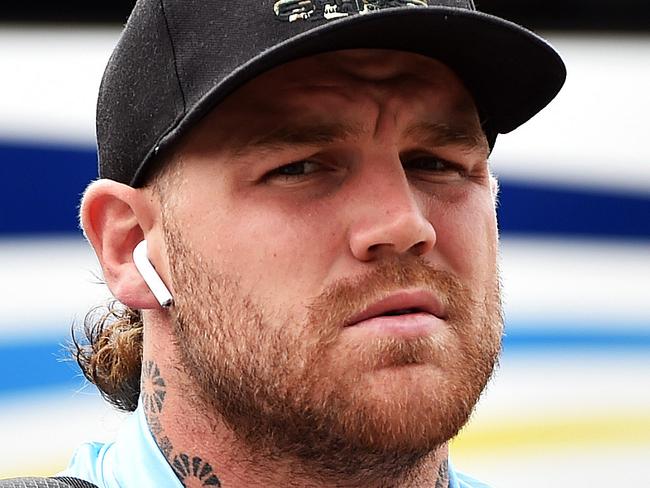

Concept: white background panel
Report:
left=1, top=28, right=650, bottom=192
left=1, top=26, right=649, bottom=488
left=2, top=237, right=648, bottom=338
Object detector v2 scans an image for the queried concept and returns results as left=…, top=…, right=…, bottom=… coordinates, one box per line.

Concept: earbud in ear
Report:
left=132, top=240, right=174, bottom=307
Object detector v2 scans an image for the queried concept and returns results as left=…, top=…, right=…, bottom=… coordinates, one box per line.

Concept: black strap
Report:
left=0, top=477, right=98, bottom=488
left=51, top=478, right=98, bottom=488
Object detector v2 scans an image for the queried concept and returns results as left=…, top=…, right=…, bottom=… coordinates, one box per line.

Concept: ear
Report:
left=80, top=179, right=165, bottom=310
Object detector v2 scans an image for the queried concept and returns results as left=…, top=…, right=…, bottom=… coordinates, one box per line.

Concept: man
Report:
left=1, top=0, right=565, bottom=487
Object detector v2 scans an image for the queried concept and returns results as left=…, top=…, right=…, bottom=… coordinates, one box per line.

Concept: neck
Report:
left=141, top=366, right=449, bottom=488
left=140, top=316, right=450, bottom=488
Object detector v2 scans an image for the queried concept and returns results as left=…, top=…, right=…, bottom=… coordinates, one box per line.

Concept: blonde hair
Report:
left=73, top=300, right=144, bottom=411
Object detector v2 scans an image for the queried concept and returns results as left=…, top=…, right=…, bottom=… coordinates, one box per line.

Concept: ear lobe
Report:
left=80, top=179, right=163, bottom=310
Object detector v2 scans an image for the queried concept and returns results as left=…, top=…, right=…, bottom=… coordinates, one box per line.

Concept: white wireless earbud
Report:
left=132, top=240, right=174, bottom=308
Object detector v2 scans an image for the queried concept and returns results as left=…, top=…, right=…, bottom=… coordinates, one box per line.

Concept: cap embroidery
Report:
left=274, top=0, right=428, bottom=23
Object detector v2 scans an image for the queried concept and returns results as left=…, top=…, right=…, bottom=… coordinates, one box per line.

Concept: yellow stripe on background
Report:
left=2, top=459, right=67, bottom=479
left=4, top=413, right=650, bottom=479
left=451, top=411, right=650, bottom=456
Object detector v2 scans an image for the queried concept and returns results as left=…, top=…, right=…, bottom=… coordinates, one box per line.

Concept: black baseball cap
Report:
left=97, top=0, right=566, bottom=187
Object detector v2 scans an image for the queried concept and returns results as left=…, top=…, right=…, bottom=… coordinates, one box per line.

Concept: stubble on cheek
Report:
left=163, top=207, right=502, bottom=472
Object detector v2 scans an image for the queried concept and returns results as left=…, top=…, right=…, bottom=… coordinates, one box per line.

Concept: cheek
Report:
left=187, top=200, right=341, bottom=310
left=431, top=188, right=498, bottom=279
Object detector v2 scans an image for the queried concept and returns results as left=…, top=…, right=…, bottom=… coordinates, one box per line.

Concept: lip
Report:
left=345, top=290, right=447, bottom=327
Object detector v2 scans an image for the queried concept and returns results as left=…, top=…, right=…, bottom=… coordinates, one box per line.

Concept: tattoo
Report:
left=141, top=360, right=222, bottom=487
left=435, top=459, right=449, bottom=488
left=172, top=453, right=222, bottom=486
left=142, top=359, right=166, bottom=414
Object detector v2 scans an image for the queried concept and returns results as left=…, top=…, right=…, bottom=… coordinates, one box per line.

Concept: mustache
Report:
left=305, top=254, right=470, bottom=334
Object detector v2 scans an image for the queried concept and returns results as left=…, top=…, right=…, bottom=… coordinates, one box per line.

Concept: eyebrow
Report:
left=403, top=121, right=489, bottom=155
left=231, top=121, right=364, bottom=156
left=229, top=119, right=488, bottom=157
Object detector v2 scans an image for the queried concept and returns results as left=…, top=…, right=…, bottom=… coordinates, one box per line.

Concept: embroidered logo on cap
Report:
left=274, top=0, right=428, bottom=23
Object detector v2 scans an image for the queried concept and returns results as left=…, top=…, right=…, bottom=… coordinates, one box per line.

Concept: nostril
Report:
left=411, top=240, right=430, bottom=255
left=367, top=243, right=382, bottom=254
left=364, top=238, right=431, bottom=259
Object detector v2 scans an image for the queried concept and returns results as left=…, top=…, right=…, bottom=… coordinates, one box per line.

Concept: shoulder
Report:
left=454, top=470, right=494, bottom=488
left=57, top=441, right=111, bottom=487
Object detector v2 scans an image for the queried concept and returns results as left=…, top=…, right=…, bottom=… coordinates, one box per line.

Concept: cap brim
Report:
left=139, top=7, right=566, bottom=186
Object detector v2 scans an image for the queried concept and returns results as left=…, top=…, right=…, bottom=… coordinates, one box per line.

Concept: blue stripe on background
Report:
left=0, top=142, right=96, bottom=236
left=1, top=325, right=649, bottom=396
left=502, top=328, right=650, bottom=352
left=0, top=339, right=83, bottom=395
left=1, top=140, right=650, bottom=239
left=497, top=181, right=650, bottom=240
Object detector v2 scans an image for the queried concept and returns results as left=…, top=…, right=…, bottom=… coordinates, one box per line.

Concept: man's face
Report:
left=160, top=49, right=502, bottom=468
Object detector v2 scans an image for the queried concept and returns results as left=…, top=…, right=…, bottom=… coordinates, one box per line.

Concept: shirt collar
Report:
left=60, top=398, right=182, bottom=488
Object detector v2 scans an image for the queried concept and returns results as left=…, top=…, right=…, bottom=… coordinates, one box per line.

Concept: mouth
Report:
left=345, top=290, right=446, bottom=327
left=381, top=307, right=424, bottom=316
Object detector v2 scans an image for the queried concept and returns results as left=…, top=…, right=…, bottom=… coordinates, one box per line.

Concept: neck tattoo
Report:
left=141, top=360, right=222, bottom=487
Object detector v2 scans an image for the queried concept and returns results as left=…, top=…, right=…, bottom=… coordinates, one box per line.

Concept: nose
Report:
left=348, top=176, right=436, bottom=262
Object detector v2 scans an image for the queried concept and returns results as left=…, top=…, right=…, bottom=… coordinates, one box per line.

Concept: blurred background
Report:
left=1, top=1, right=649, bottom=486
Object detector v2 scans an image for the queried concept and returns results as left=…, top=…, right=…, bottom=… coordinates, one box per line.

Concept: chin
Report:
left=303, top=361, right=481, bottom=454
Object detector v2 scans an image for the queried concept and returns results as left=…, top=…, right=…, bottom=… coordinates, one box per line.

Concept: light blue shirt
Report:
left=60, top=400, right=491, bottom=488
left=59, top=400, right=182, bottom=488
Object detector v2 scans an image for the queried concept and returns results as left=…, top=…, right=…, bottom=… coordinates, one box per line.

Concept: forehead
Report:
left=180, top=49, right=483, bottom=152
left=253, top=49, right=467, bottom=87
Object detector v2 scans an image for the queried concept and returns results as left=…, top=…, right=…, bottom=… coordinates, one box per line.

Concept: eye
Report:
left=265, top=160, right=323, bottom=180
left=402, top=155, right=466, bottom=178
